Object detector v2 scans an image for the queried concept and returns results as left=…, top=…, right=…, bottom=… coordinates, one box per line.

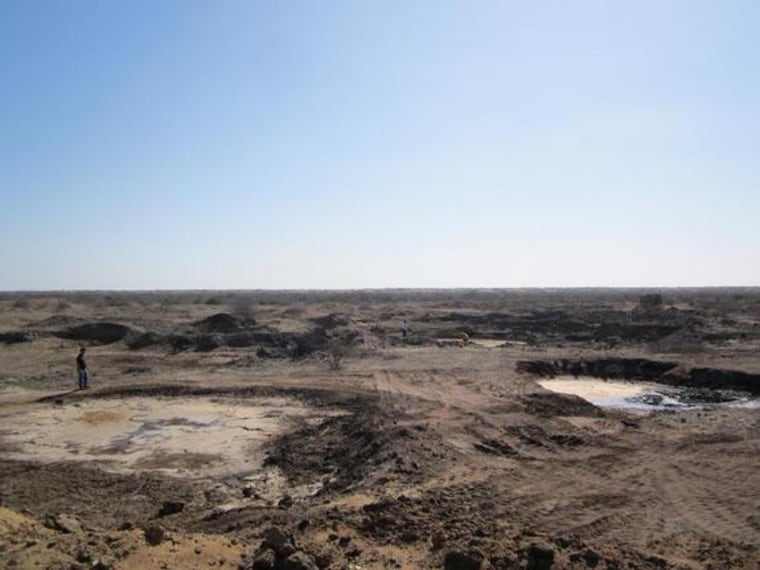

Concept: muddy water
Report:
left=0, top=396, right=342, bottom=479
left=539, top=376, right=760, bottom=412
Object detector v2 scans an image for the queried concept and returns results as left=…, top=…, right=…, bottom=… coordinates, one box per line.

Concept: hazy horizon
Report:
left=0, top=285, right=760, bottom=295
left=2, top=1, right=758, bottom=290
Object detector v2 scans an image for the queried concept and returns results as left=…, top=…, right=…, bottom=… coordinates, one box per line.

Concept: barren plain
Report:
left=1, top=289, right=759, bottom=569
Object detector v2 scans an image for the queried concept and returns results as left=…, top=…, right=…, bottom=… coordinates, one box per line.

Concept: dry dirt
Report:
left=0, top=289, right=759, bottom=569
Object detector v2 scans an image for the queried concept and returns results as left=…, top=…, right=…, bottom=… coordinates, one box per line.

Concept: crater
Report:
left=519, top=358, right=760, bottom=412
left=0, top=395, right=344, bottom=479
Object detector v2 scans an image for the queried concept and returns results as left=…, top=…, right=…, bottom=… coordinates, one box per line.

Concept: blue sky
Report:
left=1, top=1, right=758, bottom=290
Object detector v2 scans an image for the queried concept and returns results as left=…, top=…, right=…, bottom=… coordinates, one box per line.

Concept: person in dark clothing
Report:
left=76, top=346, right=89, bottom=389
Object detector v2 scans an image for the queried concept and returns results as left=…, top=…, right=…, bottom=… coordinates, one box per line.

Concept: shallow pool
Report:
left=538, top=376, right=759, bottom=412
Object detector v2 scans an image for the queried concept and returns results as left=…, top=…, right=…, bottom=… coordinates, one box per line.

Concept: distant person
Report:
left=76, top=346, right=89, bottom=390
left=400, top=320, right=410, bottom=340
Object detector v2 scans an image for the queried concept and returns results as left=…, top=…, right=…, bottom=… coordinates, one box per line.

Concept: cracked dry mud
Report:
left=1, top=290, right=759, bottom=569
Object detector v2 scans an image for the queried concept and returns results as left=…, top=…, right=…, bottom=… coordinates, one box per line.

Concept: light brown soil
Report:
left=0, top=290, right=759, bottom=569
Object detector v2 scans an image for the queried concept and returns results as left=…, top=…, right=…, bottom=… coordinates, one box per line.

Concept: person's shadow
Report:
left=35, top=389, right=81, bottom=403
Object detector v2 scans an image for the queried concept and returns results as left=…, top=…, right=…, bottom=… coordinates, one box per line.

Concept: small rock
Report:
left=281, top=551, right=318, bottom=570
left=251, top=547, right=276, bottom=570
left=45, top=514, right=83, bottom=534
left=583, top=548, right=601, bottom=567
left=314, top=552, right=332, bottom=569
left=144, top=525, right=166, bottom=546
left=157, top=501, right=185, bottom=517
left=431, top=531, right=446, bottom=551
left=260, top=526, right=295, bottom=558
left=524, top=543, right=555, bottom=570
left=443, top=549, right=483, bottom=570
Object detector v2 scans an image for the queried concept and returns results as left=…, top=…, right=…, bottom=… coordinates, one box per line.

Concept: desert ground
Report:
left=0, top=289, right=759, bottom=570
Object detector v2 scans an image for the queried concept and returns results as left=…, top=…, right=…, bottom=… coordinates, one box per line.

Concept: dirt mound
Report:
left=0, top=331, right=35, bottom=344
left=264, top=406, right=446, bottom=493
left=517, top=358, right=678, bottom=380
left=310, top=314, right=347, bottom=330
left=264, top=407, right=388, bottom=492
left=194, top=313, right=252, bottom=333
left=429, top=309, right=688, bottom=345
left=521, top=391, right=604, bottom=418
left=0, top=460, right=197, bottom=530
left=125, top=330, right=164, bottom=350
left=161, top=329, right=328, bottom=356
left=685, top=367, right=760, bottom=394
left=53, top=322, right=133, bottom=345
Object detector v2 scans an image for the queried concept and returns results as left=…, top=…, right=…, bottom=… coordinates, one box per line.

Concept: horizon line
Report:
left=2, top=285, right=759, bottom=295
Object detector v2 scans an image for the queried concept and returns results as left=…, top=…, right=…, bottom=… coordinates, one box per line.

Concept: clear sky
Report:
left=1, top=1, right=758, bottom=290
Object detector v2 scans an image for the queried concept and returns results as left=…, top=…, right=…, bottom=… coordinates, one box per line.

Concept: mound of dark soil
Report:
left=195, top=334, right=223, bottom=352
left=684, top=367, right=760, bottom=394
left=310, top=314, right=347, bottom=330
left=194, top=313, right=252, bottom=333
left=0, top=460, right=196, bottom=530
left=264, top=406, right=445, bottom=493
left=517, top=358, right=678, bottom=381
left=53, top=323, right=133, bottom=345
left=264, top=409, right=385, bottom=491
left=125, top=331, right=164, bottom=350
left=521, top=392, right=604, bottom=418
left=288, top=329, right=329, bottom=359
left=428, top=309, right=689, bottom=345
left=0, top=331, right=35, bottom=344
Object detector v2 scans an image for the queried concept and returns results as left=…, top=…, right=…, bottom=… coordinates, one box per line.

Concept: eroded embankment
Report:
left=517, top=358, right=760, bottom=394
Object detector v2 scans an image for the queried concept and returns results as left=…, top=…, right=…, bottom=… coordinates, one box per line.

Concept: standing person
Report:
left=76, top=346, right=89, bottom=390
left=400, top=320, right=410, bottom=340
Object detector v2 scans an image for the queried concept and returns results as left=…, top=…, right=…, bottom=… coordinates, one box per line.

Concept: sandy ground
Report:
left=538, top=377, right=659, bottom=400
left=1, top=395, right=343, bottom=478
left=0, top=290, right=759, bottom=569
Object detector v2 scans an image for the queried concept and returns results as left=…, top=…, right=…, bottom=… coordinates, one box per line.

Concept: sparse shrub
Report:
left=12, top=299, right=30, bottom=310
left=325, top=337, right=353, bottom=370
